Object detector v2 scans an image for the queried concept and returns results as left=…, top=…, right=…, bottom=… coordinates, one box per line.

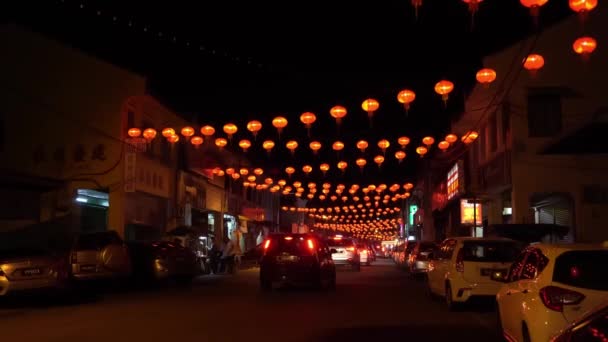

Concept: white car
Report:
left=495, top=243, right=608, bottom=342
left=426, top=237, right=521, bottom=310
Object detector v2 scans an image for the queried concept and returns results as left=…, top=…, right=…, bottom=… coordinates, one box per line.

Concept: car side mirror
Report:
left=490, top=270, right=509, bottom=283
left=330, top=248, right=338, bottom=254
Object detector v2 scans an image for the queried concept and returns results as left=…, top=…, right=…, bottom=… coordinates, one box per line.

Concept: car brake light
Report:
left=346, top=246, right=356, bottom=252
left=307, top=239, right=314, bottom=250
left=360, top=249, right=367, bottom=254
left=263, top=239, right=271, bottom=250
left=284, top=236, right=293, bottom=240
left=455, top=248, right=464, bottom=272
left=540, top=286, right=585, bottom=312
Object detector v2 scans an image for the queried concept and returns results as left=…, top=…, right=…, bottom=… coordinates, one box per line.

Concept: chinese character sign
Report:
left=460, top=199, right=482, bottom=225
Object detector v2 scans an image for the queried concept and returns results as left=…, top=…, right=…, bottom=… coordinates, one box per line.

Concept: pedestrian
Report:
left=221, top=236, right=236, bottom=274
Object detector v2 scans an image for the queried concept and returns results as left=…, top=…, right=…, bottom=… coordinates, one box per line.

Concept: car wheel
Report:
left=445, top=283, right=457, bottom=311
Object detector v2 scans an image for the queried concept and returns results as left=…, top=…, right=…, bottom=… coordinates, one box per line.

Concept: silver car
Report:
left=327, top=236, right=360, bottom=271
left=70, top=231, right=132, bottom=281
left=0, top=248, right=69, bottom=296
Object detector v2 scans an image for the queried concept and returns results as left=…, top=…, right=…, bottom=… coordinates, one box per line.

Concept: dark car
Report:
left=259, top=233, right=336, bottom=291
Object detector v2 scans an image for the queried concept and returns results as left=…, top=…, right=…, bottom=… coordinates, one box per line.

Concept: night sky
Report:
left=8, top=0, right=572, bottom=189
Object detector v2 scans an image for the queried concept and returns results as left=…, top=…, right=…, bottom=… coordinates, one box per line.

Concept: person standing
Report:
left=221, top=237, right=236, bottom=274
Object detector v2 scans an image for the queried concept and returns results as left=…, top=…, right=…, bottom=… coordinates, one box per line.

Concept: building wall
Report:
left=454, top=9, right=608, bottom=242
left=0, top=25, right=146, bottom=235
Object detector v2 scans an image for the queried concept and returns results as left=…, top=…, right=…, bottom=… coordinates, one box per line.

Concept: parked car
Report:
left=327, top=236, right=360, bottom=271
left=128, top=241, right=199, bottom=282
left=69, top=231, right=132, bottom=281
left=259, top=233, right=336, bottom=291
left=407, top=241, right=437, bottom=274
left=550, top=299, right=608, bottom=342
left=495, top=244, right=608, bottom=342
left=0, top=248, right=69, bottom=296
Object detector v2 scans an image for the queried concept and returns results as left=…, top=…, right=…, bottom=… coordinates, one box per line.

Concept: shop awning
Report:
left=486, top=223, right=569, bottom=243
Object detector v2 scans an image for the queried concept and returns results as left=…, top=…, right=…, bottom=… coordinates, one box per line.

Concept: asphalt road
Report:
left=0, top=259, right=502, bottom=342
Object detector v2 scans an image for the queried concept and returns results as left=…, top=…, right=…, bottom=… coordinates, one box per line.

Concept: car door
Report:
left=498, top=249, right=528, bottom=339
left=428, top=239, right=455, bottom=295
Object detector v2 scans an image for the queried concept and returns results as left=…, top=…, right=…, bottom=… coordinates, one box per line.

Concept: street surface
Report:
left=0, top=259, right=501, bottom=342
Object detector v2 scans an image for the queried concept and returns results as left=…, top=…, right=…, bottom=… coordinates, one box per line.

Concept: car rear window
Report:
left=76, top=231, right=122, bottom=250
left=418, top=242, right=436, bottom=252
left=461, top=241, right=520, bottom=262
left=266, top=236, right=316, bottom=256
left=553, top=250, right=608, bottom=291
left=327, top=238, right=355, bottom=247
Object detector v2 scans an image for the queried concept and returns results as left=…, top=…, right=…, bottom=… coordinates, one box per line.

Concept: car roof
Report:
left=531, top=243, right=608, bottom=257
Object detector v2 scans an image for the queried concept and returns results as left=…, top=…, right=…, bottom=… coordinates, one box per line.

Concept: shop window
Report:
left=528, top=93, right=562, bottom=137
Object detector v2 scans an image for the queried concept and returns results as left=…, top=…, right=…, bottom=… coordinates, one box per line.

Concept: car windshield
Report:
left=461, top=241, right=520, bottom=262
left=418, top=242, right=436, bottom=252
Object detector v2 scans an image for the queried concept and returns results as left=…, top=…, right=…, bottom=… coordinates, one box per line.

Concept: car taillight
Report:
left=540, top=286, right=585, bottom=312
left=455, top=248, right=464, bottom=272
left=346, top=246, right=356, bottom=252
left=263, top=239, right=271, bottom=251
left=360, top=249, right=367, bottom=254
left=307, top=239, right=315, bottom=250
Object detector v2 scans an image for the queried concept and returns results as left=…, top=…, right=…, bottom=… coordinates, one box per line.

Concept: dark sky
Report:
left=9, top=0, right=571, bottom=188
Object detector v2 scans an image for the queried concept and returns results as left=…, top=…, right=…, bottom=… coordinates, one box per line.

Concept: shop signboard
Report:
left=460, top=199, right=482, bottom=225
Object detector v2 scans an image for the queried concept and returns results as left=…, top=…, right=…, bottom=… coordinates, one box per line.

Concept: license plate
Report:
left=22, top=268, right=41, bottom=276
left=81, top=265, right=96, bottom=272
left=276, top=255, right=298, bottom=262
left=481, top=268, right=506, bottom=276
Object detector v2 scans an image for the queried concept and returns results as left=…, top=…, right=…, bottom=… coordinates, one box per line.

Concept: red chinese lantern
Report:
left=167, top=134, right=179, bottom=143
left=223, top=123, right=237, bottom=140
left=302, top=165, right=313, bottom=175
left=181, top=126, right=195, bottom=140
left=361, top=98, right=379, bottom=120
left=332, top=141, right=345, bottom=152
left=411, top=0, right=423, bottom=19
left=572, top=36, right=597, bottom=59
left=356, top=140, right=369, bottom=153
left=238, top=139, right=252, bottom=152
left=378, top=139, right=390, bottom=154
left=523, top=54, right=544, bottom=76
left=445, top=134, right=458, bottom=144
left=200, top=125, right=215, bottom=137
left=337, top=161, right=348, bottom=173
left=373, top=155, right=385, bottom=167
left=520, top=0, right=548, bottom=21
left=462, top=0, right=483, bottom=21
left=356, top=158, right=367, bottom=170
left=215, top=137, right=227, bottom=149
left=461, top=131, right=479, bottom=144
left=398, top=136, right=410, bottom=149
left=320, top=163, right=330, bottom=175
left=285, top=167, right=295, bottom=178
left=395, top=151, right=406, bottom=163
left=569, top=0, right=596, bottom=21
left=476, top=68, right=497, bottom=88
left=161, top=128, right=175, bottom=138
left=286, top=140, right=299, bottom=155
left=309, top=141, right=322, bottom=154
left=254, top=168, right=264, bottom=176
left=190, top=136, right=203, bottom=148
left=422, top=136, right=435, bottom=147
left=438, top=141, right=450, bottom=151
left=246, top=120, right=262, bottom=138
left=272, top=116, right=288, bottom=137
left=142, top=128, right=157, bottom=142
left=434, top=80, right=454, bottom=105
left=300, top=112, right=316, bottom=129
left=128, top=128, right=141, bottom=138
left=397, top=89, right=416, bottom=113
left=262, top=140, right=275, bottom=154
left=330, top=105, right=347, bottom=125
left=416, top=146, right=428, bottom=157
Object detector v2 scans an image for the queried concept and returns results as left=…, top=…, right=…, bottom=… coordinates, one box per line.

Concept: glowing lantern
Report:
left=300, top=112, right=316, bottom=134
left=161, top=128, right=175, bottom=138
left=520, top=0, right=549, bottom=18
left=254, top=168, right=264, bottom=176
left=395, top=151, right=406, bottom=163
left=356, top=158, right=367, bottom=170
left=461, top=131, right=479, bottom=144
left=434, top=80, right=454, bottom=105
left=231, top=173, right=240, bottom=180
left=215, top=137, right=227, bottom=149
left=286, top=140, right=299, bottom=155
left=572, top=37, right=597, bottom=57
left=309, top=141, right=322, bottom=155
left=337, top=161, right=348, bottom=172
left=569, top=0, right=597, bottom=20
left=200, top=125, right=215, bottom=137
left=330, top=105, right=348, bottom=125
left=285, top=167, right=295, bottom=178
left=264, top=178, right=273, bottom=185
left=167, top=134, right=179, bottom=143
left=476, top=68, right=496, bottom=88
left=412, top=0, right=423, bottom=18
left=377, top=139, right=390, bottom=154
left=397, top=136, right=410, bottom=149
left=272, top=116, right=288, bottom=137
left=238, top=139, right=252, bottom=152
left=416, top=146, right=428, bottom=157
left=404, top=183, right=414, bottom=190
left=181, top=126, right=195, bottom=140
left=278, top=179, right=287, bottom=187
left=247, top=175, right=256, bottom=182
left=320, top=163, right=330, bottom=175
left=225, top=168, right=235, bottom=175
left=438, top=141, right=450, bottom=151
left=239, top=168, right=249, bottom=176
left=223, top=123, right=238, bottom=140
left=524, top=54, right=544, bottom=76
left=445, top=134, right=458, bottom=144
left=361, top=98, right=379, bottom=120
left=302, top=165, right=313, bottom=175
left=374, top=155, right=385, bottom=167
left=246, top=120, right=262, bottom=138
left=332, top=141, right=345, bottom=152
left=422, top=136, right=435, bottom=147
left=141, top=128, right=156, bottom=142
left=356, top=140, right=369, bottom=153
left=216, top=170, right=225, bottom=177
left=397, top=89, right=416, bottom=113
left=462, top=0, right=482, bottom=15
left=190, top=136, right=204, bottom=148
left=262, top=140, right=275, bottom=154
left=128, top=128, right=141, bottom=138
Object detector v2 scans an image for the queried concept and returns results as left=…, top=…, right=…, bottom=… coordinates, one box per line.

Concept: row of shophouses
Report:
left=407, top=9, right=608, bottom=244
left=0, top=25, right=305, bottom=249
